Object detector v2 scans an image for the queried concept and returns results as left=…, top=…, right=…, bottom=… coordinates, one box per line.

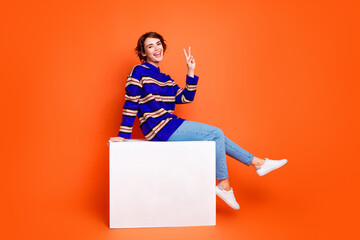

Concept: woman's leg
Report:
left=225, top=135, right=288, bottom=176
left=225, top=137, right=255, bottom=166
left=168, top=120, right=285, bottom=183
left=224, top=138, right=266, bottom=166
left=168, top=121, right=288, bottom=210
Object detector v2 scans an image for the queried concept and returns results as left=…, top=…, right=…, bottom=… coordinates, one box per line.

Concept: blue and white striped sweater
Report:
left=118, top=62, right=199, bottom=141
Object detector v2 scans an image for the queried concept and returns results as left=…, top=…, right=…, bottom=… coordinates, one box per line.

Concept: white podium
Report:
left=109, top=140, right=216, bottom=228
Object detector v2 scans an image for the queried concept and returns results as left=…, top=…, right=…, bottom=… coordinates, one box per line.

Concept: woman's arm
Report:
left=173, top=75, right=199, bottom=104
left=110, top=66, right=143, bottom=142
left=173, top=46, right=199, bottom=104
left=117, top=76, right=142, bottom=138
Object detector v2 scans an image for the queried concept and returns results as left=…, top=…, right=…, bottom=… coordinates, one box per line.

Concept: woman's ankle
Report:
left=251, top=156, right=266, bottom=167
left=219, top=178, right=231, bottom=191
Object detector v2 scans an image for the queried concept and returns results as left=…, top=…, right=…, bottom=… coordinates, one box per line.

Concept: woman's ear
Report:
left=141, top=51, right=146, bottom=57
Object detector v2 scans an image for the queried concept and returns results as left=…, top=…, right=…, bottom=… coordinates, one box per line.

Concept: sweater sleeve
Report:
left=174, top=74, right=199, bottom=104
left=117, top=67, right=143, bottom=139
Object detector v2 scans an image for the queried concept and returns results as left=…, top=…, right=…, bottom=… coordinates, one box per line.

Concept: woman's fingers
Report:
left=189, top=56, right=193, bottom=63
left=184, top=46, right=195, bottom=66
left=184, top=46, right=192, bottom=60
left=183, top=48, right=188, bottom=59
left=109, top=137, right=125, bottom=142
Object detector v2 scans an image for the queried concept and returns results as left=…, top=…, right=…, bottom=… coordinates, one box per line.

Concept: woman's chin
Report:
left=152, top=59, right=163, bottom=64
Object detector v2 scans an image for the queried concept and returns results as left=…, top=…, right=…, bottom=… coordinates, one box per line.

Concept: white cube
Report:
left=109, top=140, right=216, bottom=228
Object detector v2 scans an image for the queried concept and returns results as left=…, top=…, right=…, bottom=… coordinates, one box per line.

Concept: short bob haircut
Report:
left=135, top=32, right=167, bottom=62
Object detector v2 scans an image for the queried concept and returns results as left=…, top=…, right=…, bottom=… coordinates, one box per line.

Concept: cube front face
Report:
left=109, top=141, right=216, bottom=228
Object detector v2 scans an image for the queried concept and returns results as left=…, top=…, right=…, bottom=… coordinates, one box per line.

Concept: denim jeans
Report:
left=168, top=120, right=254, bottom=180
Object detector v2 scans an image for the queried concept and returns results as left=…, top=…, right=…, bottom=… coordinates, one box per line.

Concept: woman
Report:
left=109, top=32, right=287, bottom=210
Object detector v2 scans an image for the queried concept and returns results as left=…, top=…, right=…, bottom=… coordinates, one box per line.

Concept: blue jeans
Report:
left=168, top=120, right=254, bottom=180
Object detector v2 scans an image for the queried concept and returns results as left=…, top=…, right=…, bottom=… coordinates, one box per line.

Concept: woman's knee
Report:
left=210, top=127, right=225, bottom=140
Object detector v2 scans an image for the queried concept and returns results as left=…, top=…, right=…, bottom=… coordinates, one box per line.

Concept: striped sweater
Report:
left=118, top=62, right=199, bottom=141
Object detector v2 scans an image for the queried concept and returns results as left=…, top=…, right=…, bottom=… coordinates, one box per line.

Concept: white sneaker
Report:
left=255, top=158, right=288, bottom=176
left=215, top=183, right=240, bottom=210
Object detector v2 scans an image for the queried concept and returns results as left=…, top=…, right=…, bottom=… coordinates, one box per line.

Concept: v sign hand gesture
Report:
left=184, top=46, right=195, bottom=77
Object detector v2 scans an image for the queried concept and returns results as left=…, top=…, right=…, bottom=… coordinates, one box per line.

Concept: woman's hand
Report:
left=107, top=137, right=125, bottom=147
left=183, top=46, right=195, bottom=77
left=109, top=137, right=125, bottom=142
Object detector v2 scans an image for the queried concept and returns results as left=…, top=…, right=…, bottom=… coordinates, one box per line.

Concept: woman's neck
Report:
left=146, top=61, right=159, bottom=68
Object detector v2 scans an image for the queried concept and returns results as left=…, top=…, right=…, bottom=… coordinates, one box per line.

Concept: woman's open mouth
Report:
left=154, top=51, right=162, bottom=58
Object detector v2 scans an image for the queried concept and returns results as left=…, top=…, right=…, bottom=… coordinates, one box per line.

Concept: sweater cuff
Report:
left=186, top=75, right=199, bottom=84
left=118, top=132, right=131, bottom=139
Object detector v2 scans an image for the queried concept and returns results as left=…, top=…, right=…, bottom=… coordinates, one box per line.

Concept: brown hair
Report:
left=135, top=32, right=167, bottom=62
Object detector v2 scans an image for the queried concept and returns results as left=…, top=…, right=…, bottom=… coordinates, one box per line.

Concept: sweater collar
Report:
left=142, top=62, right=160, bottom=73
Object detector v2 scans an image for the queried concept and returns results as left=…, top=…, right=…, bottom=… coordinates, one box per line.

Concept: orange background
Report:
left=1, top=0, right=359, bottom=239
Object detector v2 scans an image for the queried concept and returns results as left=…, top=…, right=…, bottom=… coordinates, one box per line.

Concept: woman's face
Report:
left=142, top=37, right=164, bottom=66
